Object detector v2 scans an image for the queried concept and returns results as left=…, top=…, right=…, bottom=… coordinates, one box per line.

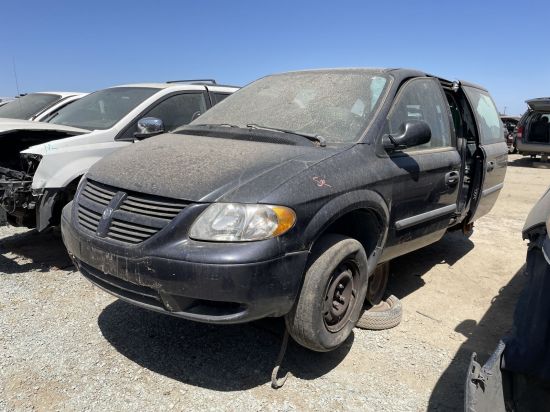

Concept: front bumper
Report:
left=61, top=203, right=309, bottom=324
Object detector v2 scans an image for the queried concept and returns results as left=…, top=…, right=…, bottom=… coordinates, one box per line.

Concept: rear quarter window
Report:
left=211, top=92, right=230, bottom=104
left=464, top=87, right=503, bottom=145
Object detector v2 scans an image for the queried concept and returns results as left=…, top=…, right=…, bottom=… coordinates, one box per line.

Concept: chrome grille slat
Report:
left=107, top=231, right=143, bottom=244
left=84, top=185, right=113, bottom=201
left=77, top=195, right=107, bottom=214
left=82, top=190, right=111, bottom=206
left=111, top=209, right=167, bottom=229
left=77, top=203, right=102, bottom=233
left=124, top=195, right=187, bottom=208
left=109, top=225, right=153, bottom=238
left=78, top=212, right=99, bottom=226
left=77, top=217, right=98, bottom=232
left=119, top=204, right=179, bottom=218
left=111, top=220, right=157, bottom=234
left=77, top=179, right=188, bottom=244
left=122, top=199, right=183, bottom=213
left=78, top=206, right=101, bottom=220
left=86, top=181, right=117, bottom=197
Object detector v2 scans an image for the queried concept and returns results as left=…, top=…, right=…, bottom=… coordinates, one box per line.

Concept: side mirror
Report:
left=383, top=120, right=431, bottom=152
left=134, top=117, right=164, bottom=139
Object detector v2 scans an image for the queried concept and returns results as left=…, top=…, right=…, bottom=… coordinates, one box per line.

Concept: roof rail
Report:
left=166, top=79, right=217, bottom=84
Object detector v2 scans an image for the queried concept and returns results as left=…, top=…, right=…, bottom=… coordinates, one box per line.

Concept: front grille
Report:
left=76, top=179, right=188, bottom=244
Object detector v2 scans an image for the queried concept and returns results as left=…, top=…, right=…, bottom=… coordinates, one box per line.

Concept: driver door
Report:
left=382, top=77, right=461, bottom=260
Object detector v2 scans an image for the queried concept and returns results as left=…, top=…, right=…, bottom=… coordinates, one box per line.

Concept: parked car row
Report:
left=0, top=80, right=237, bottom=230
left=0, top=92, right=86, bottom=122
left=1, top=68, right=508, bottom=353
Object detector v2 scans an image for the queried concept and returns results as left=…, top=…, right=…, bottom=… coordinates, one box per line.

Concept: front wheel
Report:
left=285, top=234, right=369, bottom=352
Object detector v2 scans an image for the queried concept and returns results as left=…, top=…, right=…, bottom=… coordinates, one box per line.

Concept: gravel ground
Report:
left=1, top=154, right=549, bottom=411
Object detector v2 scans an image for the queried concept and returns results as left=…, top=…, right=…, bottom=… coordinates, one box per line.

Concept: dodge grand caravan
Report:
left=62, top=69, right=507, bottom=352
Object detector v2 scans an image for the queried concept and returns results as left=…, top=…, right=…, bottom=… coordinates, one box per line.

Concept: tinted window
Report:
left=388, top=78, right=452, bottom=149
left=212, top=92, right=230, bottom=104
left=526, top=113, right=550, bottom=143
left=48, top=87, right=159, bottom=130
left=188, top=71, right=389, bottom=143
left=0, top=93, right=60, bottom=120
left=464, top=87, right=503, bottom=144
left=143, top=92, right=207, bottom=131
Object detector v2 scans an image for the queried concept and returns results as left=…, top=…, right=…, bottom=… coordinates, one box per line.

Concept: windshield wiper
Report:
left=246, top=123, right=326, bottom=147
left=190, top=123, right=240, bottom=128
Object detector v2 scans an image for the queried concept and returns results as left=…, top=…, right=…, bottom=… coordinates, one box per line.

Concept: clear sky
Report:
left=1, top=0, right=548, bottom=115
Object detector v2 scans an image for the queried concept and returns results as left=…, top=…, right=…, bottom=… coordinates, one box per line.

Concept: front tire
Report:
left=285, top=234, right=369, bottom=352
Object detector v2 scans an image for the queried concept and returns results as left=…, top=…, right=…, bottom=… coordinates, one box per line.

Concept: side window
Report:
left=387, top=78, right=452, bottom=150
left=143, top=92, right=207, bottom=132
left=211, top=92, right=230, bottom=104
left=463, top=87, right=503, bottom=145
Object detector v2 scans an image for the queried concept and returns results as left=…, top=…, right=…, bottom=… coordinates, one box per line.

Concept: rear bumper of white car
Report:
left=517, top=140, right=550, bottom=155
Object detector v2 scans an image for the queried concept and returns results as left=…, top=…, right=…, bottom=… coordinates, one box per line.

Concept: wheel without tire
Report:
left=356, top=295, right=402, bottom=330
left=366, top=262, right=389, bottom=306
left=285, top=234, right=369, bottom=352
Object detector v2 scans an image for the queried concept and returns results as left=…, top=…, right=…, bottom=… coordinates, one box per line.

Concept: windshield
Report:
left=47, top=87, right=160, bottom=130
left=0, top=93, right=60, bottom=120
left=186, top=71, right=389, bottom=143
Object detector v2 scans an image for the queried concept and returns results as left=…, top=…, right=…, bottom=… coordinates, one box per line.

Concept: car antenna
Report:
left=12, top=57, right=23, bottom=111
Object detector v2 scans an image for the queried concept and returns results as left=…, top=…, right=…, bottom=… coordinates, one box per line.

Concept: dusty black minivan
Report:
left=61, top=69, right=507, bottom=352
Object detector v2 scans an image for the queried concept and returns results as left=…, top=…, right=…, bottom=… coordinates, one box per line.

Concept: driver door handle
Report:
left=445, top=171, right=460, bottom=186
left=487, top=161, right=495, bottom=172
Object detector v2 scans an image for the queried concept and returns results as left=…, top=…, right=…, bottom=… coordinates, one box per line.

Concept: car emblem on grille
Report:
left=96, top=191, right=127, bottom=237
left=102, top=208, right=113, bottom=219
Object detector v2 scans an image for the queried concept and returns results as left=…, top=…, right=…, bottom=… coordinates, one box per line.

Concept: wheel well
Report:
left=322, top=208, right=385, bottom=264
left=49, top=175, right=82, bottom=225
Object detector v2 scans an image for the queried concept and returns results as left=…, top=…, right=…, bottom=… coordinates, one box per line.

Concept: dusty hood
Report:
left=0, top=118, right=88, bottom=135
left=87, top=133, right=338, bottom=202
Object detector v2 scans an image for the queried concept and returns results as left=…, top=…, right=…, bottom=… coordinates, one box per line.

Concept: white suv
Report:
left=0, top=80, right=238, bottom=230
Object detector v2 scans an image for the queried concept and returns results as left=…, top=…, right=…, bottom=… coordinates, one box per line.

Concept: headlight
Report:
left=189, top=203, right=296, bottom=242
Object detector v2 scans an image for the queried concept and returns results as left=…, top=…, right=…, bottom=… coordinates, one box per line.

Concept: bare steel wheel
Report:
left=323, top=260, right=358, bottom=333
left=366, top=262, right=389, bottom=306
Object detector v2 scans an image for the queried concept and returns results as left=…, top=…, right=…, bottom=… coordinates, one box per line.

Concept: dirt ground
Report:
left=0, top=154, right=549, bottom=411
